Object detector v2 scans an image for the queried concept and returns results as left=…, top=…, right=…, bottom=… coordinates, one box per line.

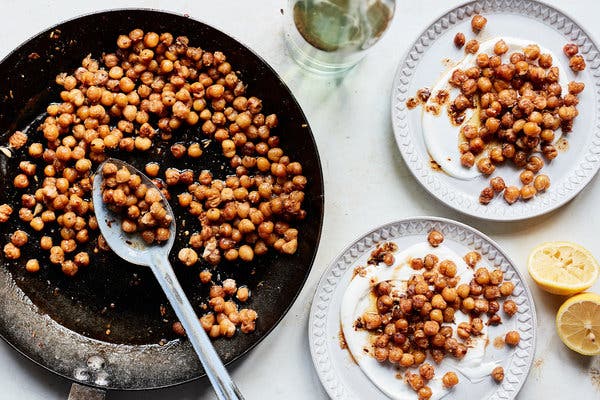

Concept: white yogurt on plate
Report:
left=340, top=242, right=497, bottom=400
left=422, top=37, right=569, bottom=180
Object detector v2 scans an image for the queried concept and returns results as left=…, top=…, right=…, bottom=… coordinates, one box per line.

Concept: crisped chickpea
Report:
left=520, top=185, right=537, bottom=200
left=3, top=243, right=21, bottom=260
left=503, top=186, right=520, bottom=204
left=427, top=230, right=444, bottom=247
left=505, top=330, right=520, bottom=346
left=407, top=371, right=425, bottom=391
left=454, top=32, right=466, bottom=48
left=500, top=281, right=515, bottom=296
left=399, top=353, right=415, bottom=367
left=491, top=366, right=505, bottom=383
left=569, top=55, right=586, bottom=72
left=479, top=187, right=494, bottom=205
left=465, top=39, right=479, bottom=54
left=460, top=152, right=475, bottom=168
left=503, top=299, right=518, bottom=316
left=563, top=43, right=579, bottom=57
left=533, top=174, right=550, bottom=191
left=419, top=363, right=435, bottom=381
left=476, top=157, right=495, bottom=175
left=442, top=371, right=459, bottom=388
left=520, top=170, right=534, bottom=185
left=25, top=259, right=40, bottom=273
left=471, top=14, right=487, bottom=32
left=493, top=40, right=508, bottom=55
left=418, top=386, right=433, bottom=400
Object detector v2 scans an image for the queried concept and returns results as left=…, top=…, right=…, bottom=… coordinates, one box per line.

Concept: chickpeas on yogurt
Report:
left=356, top=232, right=521, bottom=395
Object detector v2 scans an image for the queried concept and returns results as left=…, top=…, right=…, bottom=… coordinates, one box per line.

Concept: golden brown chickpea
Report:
left=10, top=230, right=28, bottom=247
left=494, top=40, right=509, bottom=55
left=523, top=44, right=541, bottom=60
left=25, top=259, right=40, bottom=273
left=178, top=248, right=198, bottom=267
left=74, top=252, right=90, bottom=267
left=40, top=236, right=53, bottom=250
left=418, top=387, right=433, bottom=400
left=439, top=260, right=457, bottom=278
left=569, top=55, right=586, bottom=72
left=419, top=363, right=435, bottom=381
left=199, top=270, right=213, bottom=285
left=503, top=299, right=518, bottom=316
left=454, top=32, right=466, bottom=48
left=187, top=142, right=203, bottom=158
left=427, top=230, right=444, bottom=247
left=523, top=121, right=541, bottom=137
left=520, top=170, right=534, bottom=185
left=14, top=174, right=29, bottom=189
left=3, top=243, right=20, bottom=260
left=563, top=43, right=579, bottom=57
left=505, top=330, right=520, bottom=346
left=533, top=174, right=550, bottom=192
left=30, top=217, right=44, bottom=231
left=465, top=39, right=479, bottom=54
left=503, top=186, right=520, bottom=204
left=442, top=371, right=459, bottom=388
left=568, top=81, right=585, bottom=95
left=473, top=298, right=489, bottom=314
left=471, top=14, right=487, bottom=32
left=463, top=252, right=481, bottom=268
left=239, top=245, right=254, bottom=262
left=520, top=185, right=537, bottom=200
left=460, top=152, right=475, bottom=168
left=479, top=187, right=494, bottom=205
left=399, top=353, right=415, bottom=367
left=500, top=281, right=515, bottom=296
left=538, top=53, right=553, bottom=68
left=491, top=366, right=504, bottom=383
left=477, top=157, right=495, bottom=175
left=407, top=372, right=425, bottom=391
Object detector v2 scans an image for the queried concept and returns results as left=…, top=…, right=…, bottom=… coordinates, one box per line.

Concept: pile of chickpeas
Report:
left=101, top=162, right=173, bottom=243
left=451, top=15, right=586, bottom=205
left=1, top=29, right=311, bottom=338
left=172, top=274, right=257, bottom=338
left=358, top=231, right=519, bottom=399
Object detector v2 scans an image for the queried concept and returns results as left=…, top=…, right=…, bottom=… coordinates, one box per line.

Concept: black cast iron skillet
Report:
left=0, top=9, right=324, bottom=398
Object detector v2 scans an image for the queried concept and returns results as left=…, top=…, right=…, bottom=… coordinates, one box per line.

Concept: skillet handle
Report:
left=67, top=383, right=106, bottom=400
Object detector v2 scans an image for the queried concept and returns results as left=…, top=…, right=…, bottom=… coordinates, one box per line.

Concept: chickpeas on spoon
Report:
left=92, top=158, right=244, bottom=400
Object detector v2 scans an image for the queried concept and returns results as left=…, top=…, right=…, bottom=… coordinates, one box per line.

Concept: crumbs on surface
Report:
left=493, top=335, right=505, bottom=349
left=591, top=367, right=600, bottom=391
left=406, top=88, right=431, bottom=109
left=425, top=104, right=441, bottom=116
left=353, top=266, right=367, bottom=278
left=432, top=89, right=450, bottom=105
left=556, top=137, right=569, bottom=152
left=430, top=159, right=442, bottom=171
left=406, top=97, right=419, bottom=109
left=368, top=242, right=399, bottom=266
left=339, top=325, right=347, bottom=350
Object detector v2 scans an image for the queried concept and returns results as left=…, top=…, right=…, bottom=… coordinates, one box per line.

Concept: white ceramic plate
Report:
left=309, top=217, right=536, bottom=400
left=391, top=0, right=600, bottom=221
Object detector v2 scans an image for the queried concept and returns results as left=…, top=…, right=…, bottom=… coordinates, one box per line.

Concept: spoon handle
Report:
left=150, top=253, right=245, bottom=400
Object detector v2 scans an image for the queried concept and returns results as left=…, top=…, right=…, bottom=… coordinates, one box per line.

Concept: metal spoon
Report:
left=92, top=158, right=244, bottom=400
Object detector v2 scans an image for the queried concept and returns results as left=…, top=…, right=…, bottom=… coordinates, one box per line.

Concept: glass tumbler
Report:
left=284, top=0, right=396, bottom=74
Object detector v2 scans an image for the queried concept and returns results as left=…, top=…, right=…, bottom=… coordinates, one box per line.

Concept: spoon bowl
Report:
left=92, top=158, right=244, bottom=400
left=92, top=158, right=176, bottom=267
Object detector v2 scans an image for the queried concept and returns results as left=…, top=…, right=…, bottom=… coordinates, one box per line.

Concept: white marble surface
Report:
left=1, top=0, right=599, bottom=399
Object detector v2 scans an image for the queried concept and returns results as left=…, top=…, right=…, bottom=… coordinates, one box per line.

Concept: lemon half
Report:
left=527, top=242, right=599, bottom=296
left=556, top=292, right=600, bottom=356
